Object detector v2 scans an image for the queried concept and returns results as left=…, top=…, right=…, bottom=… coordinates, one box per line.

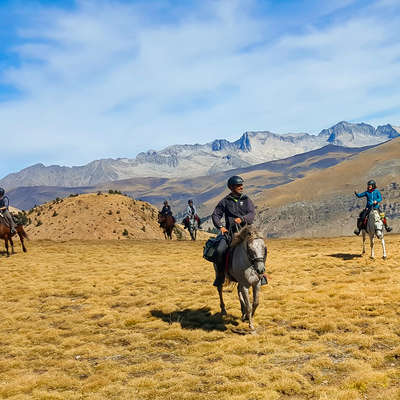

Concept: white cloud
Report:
left=0, top=0, right=400, bottom=177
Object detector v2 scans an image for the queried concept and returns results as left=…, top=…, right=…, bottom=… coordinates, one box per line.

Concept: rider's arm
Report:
left=355, top=191, right=367, bottom=198
left=211, top=200, right=225, bottom=229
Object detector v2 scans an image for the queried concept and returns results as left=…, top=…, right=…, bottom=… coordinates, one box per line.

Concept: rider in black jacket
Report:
left=211, top=175, right=255, bottom=286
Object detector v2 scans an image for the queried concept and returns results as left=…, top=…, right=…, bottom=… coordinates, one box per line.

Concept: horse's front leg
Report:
left=252, top=282, right=261, bottom=317
left=18, top=233, right=27, bottom=253
left=370, top=234, right=375, bottom=259
left=239, top=285, right=254, bottom=330
left=237, top=285, right=246, bottom=320
left=362, top=231, right=366, bottom=254
left=4, top=239, right=9, bottom=257
left=381, top=237, right=387, bottom=259
left=9, top=237, right=15, bottom=254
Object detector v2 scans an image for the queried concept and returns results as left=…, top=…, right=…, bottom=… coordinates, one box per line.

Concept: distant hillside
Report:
left=254, top=137, right=400, bottom=237
left=1, top=121, right=399, bottom=189
left=22, top=193, right=210, bottom=241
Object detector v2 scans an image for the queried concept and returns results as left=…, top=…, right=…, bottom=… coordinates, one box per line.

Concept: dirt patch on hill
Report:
left=23, top=192, right=212, bottom=241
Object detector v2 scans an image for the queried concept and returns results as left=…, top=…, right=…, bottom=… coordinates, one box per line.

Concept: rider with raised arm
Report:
left=183, top=199, right=202, bottom=229
left=354, top=179, right=392, bottom=235
left=211, top=175, right=257, bottom=286
left=0, top=188, right=16, bottom=234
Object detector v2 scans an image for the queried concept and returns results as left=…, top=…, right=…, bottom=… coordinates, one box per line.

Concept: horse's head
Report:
left=232, top=227, right=267, bottom=275
left=372, top=210, right=384, bottom=238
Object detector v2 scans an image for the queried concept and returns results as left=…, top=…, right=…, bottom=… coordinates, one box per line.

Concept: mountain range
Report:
left=2, top=121, right=399, bottom=190
left=6, top=143, right=377, bottom=211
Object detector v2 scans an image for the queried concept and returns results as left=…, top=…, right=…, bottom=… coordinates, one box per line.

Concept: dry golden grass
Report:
left=1, top=235, right=399, bottom=399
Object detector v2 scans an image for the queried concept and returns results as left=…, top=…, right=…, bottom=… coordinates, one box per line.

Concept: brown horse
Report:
left=158, top=213, right=175, bottom=240
left=0, top=220, right=28, bottom=256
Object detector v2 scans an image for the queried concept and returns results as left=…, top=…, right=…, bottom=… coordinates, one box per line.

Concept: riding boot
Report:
left=261, top=274, right=268, bottom=285
left=213, top=263, right=225, bottom=287
left=354, top=218, right=362, bottom=235
left=384, top=221, right=392, bottom=232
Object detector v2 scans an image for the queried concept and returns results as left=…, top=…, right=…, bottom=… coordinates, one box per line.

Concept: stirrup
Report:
left=354, top=229, right=360, bottom=236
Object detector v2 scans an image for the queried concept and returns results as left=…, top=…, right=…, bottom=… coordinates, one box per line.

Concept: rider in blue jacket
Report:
left=354, top=179, right=392, bottom=235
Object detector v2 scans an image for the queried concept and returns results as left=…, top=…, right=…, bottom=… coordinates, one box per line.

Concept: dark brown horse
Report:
left=0, top=220, right=28, bottom=256
left=158, top=213, right=175, bottom=240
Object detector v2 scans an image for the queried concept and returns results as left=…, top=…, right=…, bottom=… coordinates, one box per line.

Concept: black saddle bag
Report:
left=203, top=236, right=222, bottom=263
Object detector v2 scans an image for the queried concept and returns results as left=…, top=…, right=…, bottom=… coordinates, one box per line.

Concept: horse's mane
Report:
left=230, top=226, right=265, bottom=248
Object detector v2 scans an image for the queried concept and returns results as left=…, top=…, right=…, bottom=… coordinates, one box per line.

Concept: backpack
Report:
left=203, top=236, right=221, bottom=262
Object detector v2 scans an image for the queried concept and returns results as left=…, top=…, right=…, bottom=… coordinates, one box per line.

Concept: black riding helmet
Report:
left=227, top=175, right=244, bottom=189
left=163, top=200, right=168, bottom=205
left=188, top=199, right=193, bottom=204
left=0, top=187, right=4, bottom=197
left=367, top=180, right=376, bottom=189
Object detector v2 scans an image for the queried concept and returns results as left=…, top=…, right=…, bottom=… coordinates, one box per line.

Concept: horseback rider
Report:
left=183, top=199, right=202, bottom=229
left=160, top=200, right=172, bottom=216
left=354, top=179, right=392, bottom=235
left=0, top=188, right=17, bottom=235
left=160, top=200, right=174, bottom=227
left=211, top=175, right=266, bottom=286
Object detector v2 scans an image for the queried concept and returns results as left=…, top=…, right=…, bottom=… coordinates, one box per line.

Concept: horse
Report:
left=0, top=219, right=28, bottom=256
left=215, top=226, right=267, bottom=331
left=361, top=209, right=387, bottom=259
left=187, top=215, right=198, bottom=241
left=158, top=213, right=175, bottom=240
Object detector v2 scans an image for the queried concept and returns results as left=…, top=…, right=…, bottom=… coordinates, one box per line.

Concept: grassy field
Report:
left=0, top=235, right=399, bottom=399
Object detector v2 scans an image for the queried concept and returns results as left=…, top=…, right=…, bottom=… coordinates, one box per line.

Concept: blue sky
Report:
left=1, top=0, right=400, bottom=179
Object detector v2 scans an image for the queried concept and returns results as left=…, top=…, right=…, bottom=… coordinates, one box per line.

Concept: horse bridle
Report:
left=247, top=240, right=267, bottom=266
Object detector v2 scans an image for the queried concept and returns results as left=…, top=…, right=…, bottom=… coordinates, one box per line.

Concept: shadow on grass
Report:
left=150, top=307, right=239, bottom=332
left=328, top=253, right=362, bottom=260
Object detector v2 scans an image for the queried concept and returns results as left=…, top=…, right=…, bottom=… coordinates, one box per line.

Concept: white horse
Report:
left=361, top=209, right=387, bottom=259
left=216, top=226, right=267, bottom=331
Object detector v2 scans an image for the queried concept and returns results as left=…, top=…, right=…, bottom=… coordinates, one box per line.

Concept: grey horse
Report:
left=187, top=215, right=198, bottom=241
left=362, top=209, right=387, bottom=259
left=215, top=226, right=267, bottom=331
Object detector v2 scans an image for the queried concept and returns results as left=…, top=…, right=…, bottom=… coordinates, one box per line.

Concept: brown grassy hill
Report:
left=256, top=137, right=400, bottom=209
left=23, top=192, right=211, bottom=241
left=253, top=137, right=400, bottom=237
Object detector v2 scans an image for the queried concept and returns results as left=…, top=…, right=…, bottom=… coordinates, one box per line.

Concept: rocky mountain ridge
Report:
left=7, top=144, right=371, bottom=211
left=1, top=121, right=399, bottom=190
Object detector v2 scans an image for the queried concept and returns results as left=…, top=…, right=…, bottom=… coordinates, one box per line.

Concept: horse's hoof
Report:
left=369, top=257, right=375, bottom=260
left=383, top=256, right=387, bottom=260
left=249, top=324, right=255, bottom=331
left=221, top=309, right=227, bottom=316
